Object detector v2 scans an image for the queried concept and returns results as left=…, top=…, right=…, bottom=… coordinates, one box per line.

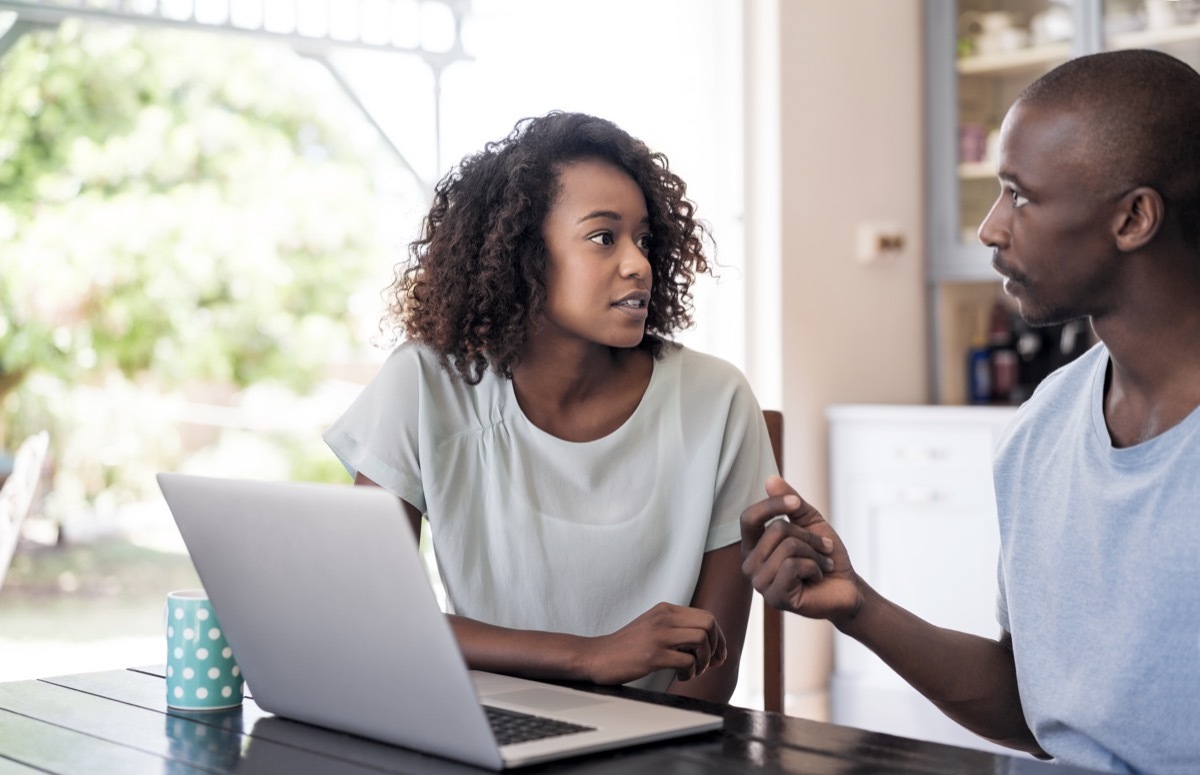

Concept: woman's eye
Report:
left=636, top=234, right=653, bottom=250
left=588, top=232, right=615, bottom=246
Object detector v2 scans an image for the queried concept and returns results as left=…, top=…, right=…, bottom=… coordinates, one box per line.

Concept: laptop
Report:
left=156, top=473, right=724, bottom=770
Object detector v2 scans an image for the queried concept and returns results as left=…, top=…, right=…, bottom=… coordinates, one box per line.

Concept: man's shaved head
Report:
left=1015, top=50, right=1200, bottom=248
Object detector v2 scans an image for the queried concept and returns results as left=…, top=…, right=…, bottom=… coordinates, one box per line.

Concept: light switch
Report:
left=856, top=222, right=906, bottom=264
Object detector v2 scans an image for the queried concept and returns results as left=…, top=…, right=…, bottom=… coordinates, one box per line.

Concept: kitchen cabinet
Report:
left=924, top=0, right=1200, bottom=402
left=826, top=403, right=1017, bottom=753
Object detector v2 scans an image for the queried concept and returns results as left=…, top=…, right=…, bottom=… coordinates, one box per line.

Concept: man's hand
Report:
left=739, top=475, right=861, bottom=622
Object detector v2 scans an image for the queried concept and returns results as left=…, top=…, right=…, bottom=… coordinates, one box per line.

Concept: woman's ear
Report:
left=1112, top=186, right=1164, bottom=252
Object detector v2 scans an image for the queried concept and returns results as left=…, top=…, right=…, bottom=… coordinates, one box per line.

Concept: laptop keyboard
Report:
left=484, top=705, right=596, bottom=746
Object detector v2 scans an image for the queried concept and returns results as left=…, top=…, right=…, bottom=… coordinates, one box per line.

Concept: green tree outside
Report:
left=0, top=19, right=414, bottom=519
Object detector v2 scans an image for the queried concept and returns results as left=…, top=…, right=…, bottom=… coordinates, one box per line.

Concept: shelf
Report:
left=957, top=161, right=995, bottom=181
left=957, top=22, right=1200, bottom=76
left=1110, top=21, right=1200, bottom=49
left=929, top=1, right=1200, bottom=403
left=956, top=42, right=1070, bottom=76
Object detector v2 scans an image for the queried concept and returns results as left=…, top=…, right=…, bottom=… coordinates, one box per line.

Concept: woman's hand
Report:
left=739, top=475, right=861, bottom=622
left=580, top=602, right=727, bottom=685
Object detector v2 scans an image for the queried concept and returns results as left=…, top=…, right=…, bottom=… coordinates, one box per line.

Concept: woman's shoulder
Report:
left=657, top=344, right=761, bottom=424
left=385, top=338, right=439, bottom=364
left=373, top=340, right=508, bottom=431
left=404, top=339, right=512, bottom=392
left=373, top=340, right=473, bottom=394
left=666, top=343, right=752, bottom=388
left=381, top=339, right=458, bottom=375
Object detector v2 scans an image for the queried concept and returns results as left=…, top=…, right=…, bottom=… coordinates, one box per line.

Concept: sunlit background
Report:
left=0, top=0, right=755, bottom=701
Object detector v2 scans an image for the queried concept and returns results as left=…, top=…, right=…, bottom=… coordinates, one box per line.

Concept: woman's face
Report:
left=537, top=159, right=653, bottom=352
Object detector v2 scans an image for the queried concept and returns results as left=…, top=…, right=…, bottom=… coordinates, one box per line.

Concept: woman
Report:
left=325, top=111, right=776, bottom=703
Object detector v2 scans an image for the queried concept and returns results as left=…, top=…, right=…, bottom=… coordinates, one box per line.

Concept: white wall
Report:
left=746, top=0, right=928, bottom=717
left=347, top=0, right=931, bottom=718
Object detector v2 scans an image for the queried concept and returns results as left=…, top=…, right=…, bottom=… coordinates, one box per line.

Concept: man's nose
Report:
left=978, top=197, right=1010, bottom=249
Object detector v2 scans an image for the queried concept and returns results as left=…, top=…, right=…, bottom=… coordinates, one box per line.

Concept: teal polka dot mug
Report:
left=165, top=589, right=244, bottom=710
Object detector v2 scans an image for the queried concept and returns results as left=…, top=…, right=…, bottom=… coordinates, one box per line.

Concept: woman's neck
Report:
left=510, top=342, right=653, bottom=442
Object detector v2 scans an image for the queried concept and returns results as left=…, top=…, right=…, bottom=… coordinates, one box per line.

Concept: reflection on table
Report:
left=0, top=666, right=1106, bottom=774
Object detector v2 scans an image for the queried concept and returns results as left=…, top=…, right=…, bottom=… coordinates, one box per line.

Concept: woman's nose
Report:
left=621, top=241, right=651, bottom=281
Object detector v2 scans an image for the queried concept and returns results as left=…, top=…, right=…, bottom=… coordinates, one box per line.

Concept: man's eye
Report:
left=1010, top=189, right=1029, bottom=208
left=588, top=232, right=615, bottom=245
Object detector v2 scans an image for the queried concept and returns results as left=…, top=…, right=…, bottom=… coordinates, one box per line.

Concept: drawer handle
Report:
left=894, top=488, right=944, bottom=504
left=893, top=446, right=951, bottom=463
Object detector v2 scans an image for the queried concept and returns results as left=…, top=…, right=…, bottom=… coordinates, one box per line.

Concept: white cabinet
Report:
left=826, top=404, right=1018, bottom=754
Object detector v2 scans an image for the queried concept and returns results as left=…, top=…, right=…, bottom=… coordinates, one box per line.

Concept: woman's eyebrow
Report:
left=576, top=211, right=651, bottom=225
left=576, top=209, right=623, bottom=224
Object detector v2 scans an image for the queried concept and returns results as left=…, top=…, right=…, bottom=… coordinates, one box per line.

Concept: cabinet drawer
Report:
left=856, top=471, right=995, bottom=511
left=832, top=424, right=998, bottom=476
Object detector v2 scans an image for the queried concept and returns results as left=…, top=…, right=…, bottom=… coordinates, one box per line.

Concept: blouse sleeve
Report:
left=322, top=343, right=429, bottom=513
left=682, top=354, right=778, bottom=553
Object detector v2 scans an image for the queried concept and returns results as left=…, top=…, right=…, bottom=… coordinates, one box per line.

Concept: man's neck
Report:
left=1096, top=304, right=1200, bottom=447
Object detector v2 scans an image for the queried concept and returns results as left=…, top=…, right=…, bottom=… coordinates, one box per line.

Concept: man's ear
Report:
left=1112, top=186, right=1164, bottom=252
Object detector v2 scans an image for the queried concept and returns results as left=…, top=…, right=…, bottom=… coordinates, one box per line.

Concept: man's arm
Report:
left=740, top=475, right=1046, bottom=757
left=836, top=581, right=1040, bottom=754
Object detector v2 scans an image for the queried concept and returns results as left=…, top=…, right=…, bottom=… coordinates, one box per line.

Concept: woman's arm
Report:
left=354, top=472, right=727, bottom=688
left=666, top=542, right=752, bottom=704
left=447, top=602, right=725, bottom=687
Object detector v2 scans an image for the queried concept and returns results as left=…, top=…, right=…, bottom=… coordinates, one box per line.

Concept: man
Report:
left=740, top=49, right=1200, bottom=775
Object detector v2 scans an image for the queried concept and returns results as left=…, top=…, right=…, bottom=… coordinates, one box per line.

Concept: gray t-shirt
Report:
left=994, top=342, right=1200, bottom=774
left=324, top=341, right=777, bottom=691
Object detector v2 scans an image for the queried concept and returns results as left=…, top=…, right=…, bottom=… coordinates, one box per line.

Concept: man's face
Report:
left=977, top=101, right=1123, bottom=326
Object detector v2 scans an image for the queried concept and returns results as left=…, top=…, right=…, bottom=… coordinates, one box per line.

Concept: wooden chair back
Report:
left=761, top=410, right=785, bottom=713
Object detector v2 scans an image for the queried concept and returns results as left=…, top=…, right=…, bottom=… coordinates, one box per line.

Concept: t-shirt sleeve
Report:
left=996, top=553, right=1010, bottom=633
left=704, top=367, right=779, bottom=553
left=322, top=344, right=428, bottom=513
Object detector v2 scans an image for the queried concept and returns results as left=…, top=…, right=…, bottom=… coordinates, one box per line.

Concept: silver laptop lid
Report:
left=157, top=473, right=505, bottom=770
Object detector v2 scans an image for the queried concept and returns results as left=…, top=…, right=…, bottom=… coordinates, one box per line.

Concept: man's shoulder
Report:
left=995, top=341, right=1105, bottom=462
left=1020, top=340, right=1105, bottom=409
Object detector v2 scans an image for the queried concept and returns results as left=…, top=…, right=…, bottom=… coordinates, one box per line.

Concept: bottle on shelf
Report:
left=987, top=300, right=1019, bottom=404
left=964, top=300, right=1021, bottom=406
left=965, top=306, right=992, bottom=405
left=966, top=334, right=992, bottom=405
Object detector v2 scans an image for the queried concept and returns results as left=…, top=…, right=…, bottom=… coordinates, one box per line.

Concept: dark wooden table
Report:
left=0, top=667, right=1101, bottom=774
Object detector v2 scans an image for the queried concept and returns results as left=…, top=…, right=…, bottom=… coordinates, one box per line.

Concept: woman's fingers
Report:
left=646, top=604, right=726, bottom=681
left=588, top=603, right=731, bottom=685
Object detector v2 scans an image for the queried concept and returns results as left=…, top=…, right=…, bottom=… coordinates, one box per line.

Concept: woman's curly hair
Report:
left=383, top=111, right=711, bottom=384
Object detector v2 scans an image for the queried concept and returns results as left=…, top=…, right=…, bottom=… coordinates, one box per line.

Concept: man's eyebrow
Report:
left=998, top=171, right=1025, bottom=189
